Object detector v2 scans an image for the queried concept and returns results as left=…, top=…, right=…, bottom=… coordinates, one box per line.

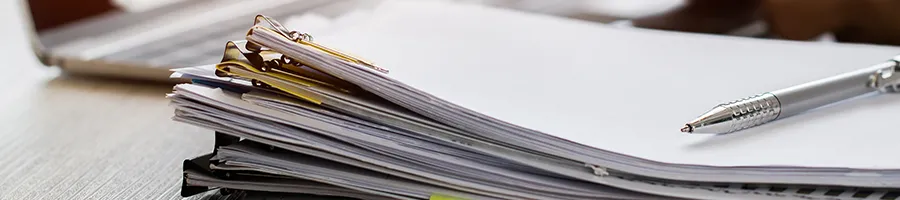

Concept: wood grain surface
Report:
left=0, top=1, right=213, bottom=199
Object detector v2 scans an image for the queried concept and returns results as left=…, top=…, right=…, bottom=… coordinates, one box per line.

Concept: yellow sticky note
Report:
left=429, top=193, right=469, bottom=200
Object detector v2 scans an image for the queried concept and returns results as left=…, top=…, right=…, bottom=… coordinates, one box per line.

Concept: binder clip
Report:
left=867, top=56, right=900, bottom=93
left=213, top=40, right=359, bottom=105
left=216, top=40, right=361, bottom=94
left=211, top=15, right=392, bottom=106
left=246, top=14, right=390, bottom=74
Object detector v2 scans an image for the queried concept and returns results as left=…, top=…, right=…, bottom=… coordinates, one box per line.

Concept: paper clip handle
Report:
left=251, top=15, right=389, bottom=74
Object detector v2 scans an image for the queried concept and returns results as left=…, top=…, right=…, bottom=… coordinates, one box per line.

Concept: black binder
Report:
left=180, top=132, right=361, bottom=200
left=181, top=132, right=241, bottom=197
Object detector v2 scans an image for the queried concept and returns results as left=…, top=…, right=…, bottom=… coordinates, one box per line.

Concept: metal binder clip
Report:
left=215, top=40, right=362, bottom=96
left=867, top=57, right=900, bottom=93
left=253, top=15, right=295, bottom=39
left=252, top=15, right=314, bottom=44
left=249, top=15, right=390, bottom=74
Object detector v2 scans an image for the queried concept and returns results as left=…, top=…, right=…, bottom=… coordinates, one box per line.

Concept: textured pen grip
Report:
left=721, top=93, right=782, bottom=132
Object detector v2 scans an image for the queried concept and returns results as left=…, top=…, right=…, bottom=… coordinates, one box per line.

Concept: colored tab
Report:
left=429, top=193, right=469, bottom=200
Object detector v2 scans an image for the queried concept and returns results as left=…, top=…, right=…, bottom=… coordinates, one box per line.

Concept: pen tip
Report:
left=680, top=124, right=693, bottom=133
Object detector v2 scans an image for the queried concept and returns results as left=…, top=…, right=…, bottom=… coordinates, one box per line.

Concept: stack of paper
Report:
left=169, top=0, right=900, bottom=199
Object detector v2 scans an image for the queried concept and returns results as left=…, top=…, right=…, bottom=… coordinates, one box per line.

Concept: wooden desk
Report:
left=0, top=74, right=216, bottom=199
left=0, top=1, right=213, bottom=199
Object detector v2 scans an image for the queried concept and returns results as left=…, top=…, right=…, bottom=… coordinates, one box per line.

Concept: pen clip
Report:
left=249, top=15, right=389, bottom=74
left=867, top=58, right=900, bottom=93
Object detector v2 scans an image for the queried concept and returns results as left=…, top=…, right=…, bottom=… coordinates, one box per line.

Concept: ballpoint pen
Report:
left=682, top=55, right=900, bottom=134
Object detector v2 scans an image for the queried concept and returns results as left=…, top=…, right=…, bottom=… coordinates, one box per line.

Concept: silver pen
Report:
left=682, top=55, right=900, bottom=134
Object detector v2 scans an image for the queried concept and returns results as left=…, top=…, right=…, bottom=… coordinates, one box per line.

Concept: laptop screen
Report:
left=26, top=0, right=186, bottom=33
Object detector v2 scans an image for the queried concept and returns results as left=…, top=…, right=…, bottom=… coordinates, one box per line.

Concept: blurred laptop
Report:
left=20, top=0, right=608, bottom=83
left=20, top=0, right=386, bottom=83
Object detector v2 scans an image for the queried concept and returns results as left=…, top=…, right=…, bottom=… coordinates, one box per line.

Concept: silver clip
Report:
left=867, top=58, right=900, bottom=93
left=254, top=15, right=297, bottom=41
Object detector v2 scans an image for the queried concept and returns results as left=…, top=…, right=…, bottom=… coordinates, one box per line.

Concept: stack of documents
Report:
left=169, top=1, right=900, bottom=199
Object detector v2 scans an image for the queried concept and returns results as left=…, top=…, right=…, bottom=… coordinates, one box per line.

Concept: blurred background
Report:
left=24, top=0, right=900, bottom=84
left=92, top=0, right=684, bottom=23
left=25, top=0, right=696, bottom=83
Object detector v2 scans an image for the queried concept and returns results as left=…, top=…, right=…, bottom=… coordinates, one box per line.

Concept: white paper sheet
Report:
left=170, top=84, right=894, bottom=200
left=169, top=84, right=658, bottom=200
left=309, top=0, right=900, bottom=169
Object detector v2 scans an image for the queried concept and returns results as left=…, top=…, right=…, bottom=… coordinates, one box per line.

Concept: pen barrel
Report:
left=771, top=62, right=894, bottom=118
left=690, top=60, right=897, bottom=134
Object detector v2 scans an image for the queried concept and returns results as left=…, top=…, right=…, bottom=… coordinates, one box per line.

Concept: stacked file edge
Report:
left=166, top=14, right=900, bottom=200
